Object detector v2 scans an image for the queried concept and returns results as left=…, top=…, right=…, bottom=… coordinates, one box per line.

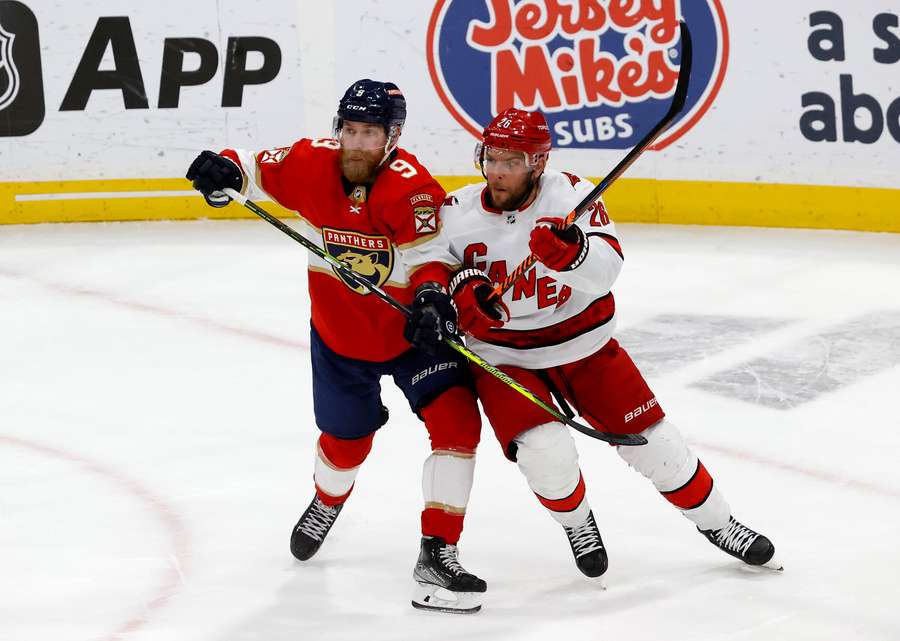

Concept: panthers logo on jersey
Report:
left=322, top=227, right=393, bottom=294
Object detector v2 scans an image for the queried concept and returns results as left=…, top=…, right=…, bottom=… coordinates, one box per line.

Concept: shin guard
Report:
left=514, top=422, right=590, bottom=528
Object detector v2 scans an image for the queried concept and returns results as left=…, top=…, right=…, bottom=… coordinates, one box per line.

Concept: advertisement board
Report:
left=1, top=0, right=898, bottom=230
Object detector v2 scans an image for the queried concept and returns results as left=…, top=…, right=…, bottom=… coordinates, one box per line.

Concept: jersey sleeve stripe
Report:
left=586, top=232, right=624, bottom=260
left=395, top=226, right=444, bottom=251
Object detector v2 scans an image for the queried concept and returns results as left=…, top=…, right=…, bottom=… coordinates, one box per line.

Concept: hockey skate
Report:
left=563, top=511, right=608, bottom=578
left=411, top=536, right=487, bottom=614
left=290, top=496, right=343, bottom=561
left=700, top=516, right=782, bottom=570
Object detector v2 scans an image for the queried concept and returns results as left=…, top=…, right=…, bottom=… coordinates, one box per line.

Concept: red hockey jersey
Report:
left=222, top=138, right=459, bottom=362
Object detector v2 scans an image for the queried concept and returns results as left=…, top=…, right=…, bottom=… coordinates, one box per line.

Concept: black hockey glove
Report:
left=185, top=150, right=244, bottom=208
left=403, top=282, right=458, bottom=355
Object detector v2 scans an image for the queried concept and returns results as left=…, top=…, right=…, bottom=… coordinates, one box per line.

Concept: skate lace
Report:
left=566, top=516, right=603, bottom=558
left=438, top=544, right=466, bottom=576
left=298, top=499, right=337, bottom=542
left=713, top=518, right=757, bottom=556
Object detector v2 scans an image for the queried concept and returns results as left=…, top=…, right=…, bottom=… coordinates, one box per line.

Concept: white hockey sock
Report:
left=514, top=422, right=590, bottom=528
left=616, top=419, right=730, bottom=531
left=422, top=449, right=475, bottom=514
left=314, top=442, right=362, bottom=502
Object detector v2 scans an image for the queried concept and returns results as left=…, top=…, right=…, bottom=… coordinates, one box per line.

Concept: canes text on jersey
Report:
left=464, top=243, right=573, bottom=309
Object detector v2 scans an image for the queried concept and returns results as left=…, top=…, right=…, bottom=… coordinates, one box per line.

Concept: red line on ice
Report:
left=0, top=267, right=309, bottom=350
left=0, top=435, right=191, bottom=641
left=696, top=440, right=900, bottom=501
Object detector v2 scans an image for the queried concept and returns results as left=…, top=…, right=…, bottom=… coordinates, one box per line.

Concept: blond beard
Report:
left=340, top=149, right=384, bottom=184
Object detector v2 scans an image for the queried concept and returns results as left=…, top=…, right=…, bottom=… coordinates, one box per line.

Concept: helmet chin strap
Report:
left=376, top=125, right=401, bottom=169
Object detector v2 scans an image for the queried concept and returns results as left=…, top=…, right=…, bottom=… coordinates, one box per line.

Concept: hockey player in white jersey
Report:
left=441, top=108, right=778, bottom=578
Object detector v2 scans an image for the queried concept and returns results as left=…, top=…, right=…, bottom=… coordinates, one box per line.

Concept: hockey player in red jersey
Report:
left=186, top=80, right=486, bottom=613
left=441, top=108, right=778, bottom=578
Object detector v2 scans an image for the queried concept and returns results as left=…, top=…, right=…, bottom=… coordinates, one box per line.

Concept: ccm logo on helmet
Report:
left=427, top=0, right=729, bottom=151
left=624, top=397, right=659, bottom=423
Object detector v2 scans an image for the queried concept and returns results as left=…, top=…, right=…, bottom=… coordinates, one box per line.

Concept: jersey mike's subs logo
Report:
left=322, top=228, right=394, bottom=295
left=427, top=0, right=729, bottom=150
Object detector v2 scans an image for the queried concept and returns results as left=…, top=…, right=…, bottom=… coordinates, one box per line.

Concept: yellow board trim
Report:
left=0, top=178, right=294, bottom=224
left=1, top=177, right=898, bottom=232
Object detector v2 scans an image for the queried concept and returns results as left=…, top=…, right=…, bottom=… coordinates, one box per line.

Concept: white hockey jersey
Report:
left=441, top=169, right=624, bottom=369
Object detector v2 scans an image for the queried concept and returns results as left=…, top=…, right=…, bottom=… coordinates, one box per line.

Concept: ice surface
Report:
left=1, top=221, right=898, bottom=641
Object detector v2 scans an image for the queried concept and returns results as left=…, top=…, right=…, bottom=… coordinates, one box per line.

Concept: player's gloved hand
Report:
left=450, top=269, right=509, bottom=335
left=185, top=150, right=244, bottom=208
left=404, top=282, right=458, bottom=355
left=528, top=216, right=587, bottom=272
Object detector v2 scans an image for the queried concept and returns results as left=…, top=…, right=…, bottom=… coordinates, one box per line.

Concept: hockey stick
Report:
left=222, top=187, right=646, bottom=447
left=490, top=20, right=694, bottom=300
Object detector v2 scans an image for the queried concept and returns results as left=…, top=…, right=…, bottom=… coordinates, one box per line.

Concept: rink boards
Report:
left=1, top=0, right=898, bottom=230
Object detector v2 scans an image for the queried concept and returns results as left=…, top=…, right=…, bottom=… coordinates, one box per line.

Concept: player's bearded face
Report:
left=339, top=121, right=389, bottom=183
left=484, top=148, right=541, bottom=211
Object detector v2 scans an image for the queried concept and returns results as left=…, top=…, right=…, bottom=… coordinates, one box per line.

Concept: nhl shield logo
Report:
left=0, top=22, right=20, bottom=111
left=427, top=0, right=729, bottom=150
left=322, top=227, right=394, bottom=295
left=0, top=1, right=45, bottom=137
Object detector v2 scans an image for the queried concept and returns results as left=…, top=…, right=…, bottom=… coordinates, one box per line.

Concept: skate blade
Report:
left=411, top=582, right=483, bottom=614
left=740, top=556, right=784, bottom=573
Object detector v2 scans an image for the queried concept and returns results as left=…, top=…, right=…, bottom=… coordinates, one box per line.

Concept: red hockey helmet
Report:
left=475, top=108, right=551, bottom=173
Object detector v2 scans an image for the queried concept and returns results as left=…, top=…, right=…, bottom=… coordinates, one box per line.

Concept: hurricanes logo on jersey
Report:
left=323, top=227, right=393, bottom=294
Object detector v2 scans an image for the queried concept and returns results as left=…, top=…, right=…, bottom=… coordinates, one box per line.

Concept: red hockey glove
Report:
left=528, top=216, right=588, bottom=272
left=450, top=269, right=510, bottom=335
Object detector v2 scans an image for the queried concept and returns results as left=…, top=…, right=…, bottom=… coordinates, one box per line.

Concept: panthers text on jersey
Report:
left=440, top=169, right=624, bottom=369
left=222, top=139, right=459, bottom=362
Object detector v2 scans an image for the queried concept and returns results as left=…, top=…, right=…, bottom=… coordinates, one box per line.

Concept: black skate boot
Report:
left=700, top=516, right=780, bottom=569
left=411, top=536, right=487, bottom=614
left=563, top=511, right=608, bottom=578
left=290, top=496, right=343, bottom=561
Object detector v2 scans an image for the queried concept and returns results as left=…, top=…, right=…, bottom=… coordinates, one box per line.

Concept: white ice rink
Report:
left=2, top=219, right=899, bottom=641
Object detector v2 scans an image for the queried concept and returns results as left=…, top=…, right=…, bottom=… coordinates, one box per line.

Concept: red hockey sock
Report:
left=314, top=432, right=374, bottom=506
left=318, top=432, right=374, bottom=467
left=420, top=385, right=481, bottom=452
left=422, top=507, right=465, bottom=545
left=534, top=472, right=586, bottom=514
left=660, top=461, right=714, bottom=510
